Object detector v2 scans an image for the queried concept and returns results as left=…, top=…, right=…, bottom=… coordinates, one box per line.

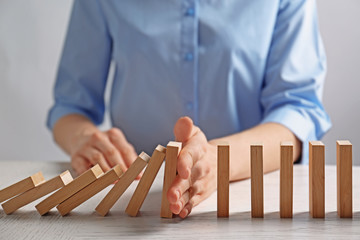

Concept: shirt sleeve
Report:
left=47, top=0, right=112, bottom=129
left=260, top=0, right=331, bottom=164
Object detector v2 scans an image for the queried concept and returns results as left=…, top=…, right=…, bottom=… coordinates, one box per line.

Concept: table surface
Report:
left=1, top=161, right=360, bottom=240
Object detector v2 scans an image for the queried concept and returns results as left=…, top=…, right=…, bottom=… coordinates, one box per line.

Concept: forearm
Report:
left=53, top=114, right=98, bottom=155
left=209, top=122, right=301, bottom=181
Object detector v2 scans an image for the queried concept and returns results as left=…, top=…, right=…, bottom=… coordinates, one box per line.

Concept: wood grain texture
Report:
left=95, top=152, right=151, bottom=216
left=337, top=140, right=352, bottom=218
left=126, top=145, right=166, bottom=217
left=0, top=171, right=45, bottom=203
left=2, top=161, right=360, bottom=239
left=2, top=171, right=72, bottom=214
left=280, top=142, right=293, bottom=218
left=251, top=143, right=263, bottom=218
left=57, top=165, right=123, bottom=216
left=161, top=141, right=182, bottom=218
left=309, top=141, right=325, bottom=218
left=35, top=164, right=103, bottom=215
left=217, top=143, right=229, bottom=218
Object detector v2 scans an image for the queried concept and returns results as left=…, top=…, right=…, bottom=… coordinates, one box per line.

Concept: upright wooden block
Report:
left=280, top=142, right=293, bottom=218
left=0, top=171, right=45, bottom=203
left=95, top=152, right=151, bottom=216
left=126, top=145, right=166, bottom=217
left=57, top=165, right=123, bottom=216
left=2, top=171, right=73, bottom=214
left=161, top=141, right=182, bottom=218
left=251, top=143, right=264, bottom=218
left=337, top=140, right=352, bottom=218
left=35, top=164, right=103, bottom=215
left=217, top=143, right=230, bottom=218
left=309, top=141, right=325, bottom=218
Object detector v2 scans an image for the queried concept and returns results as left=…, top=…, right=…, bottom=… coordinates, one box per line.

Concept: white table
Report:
left=1, top=161, right=360, bottom=239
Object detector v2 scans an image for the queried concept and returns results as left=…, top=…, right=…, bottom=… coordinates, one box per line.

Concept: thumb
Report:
left=174, top=116, right=195, bottom=143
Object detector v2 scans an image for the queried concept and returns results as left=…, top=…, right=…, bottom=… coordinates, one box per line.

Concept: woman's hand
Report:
left=167, top=116, right=217, bottom=218
left=70, top=127, right=138, bottom=176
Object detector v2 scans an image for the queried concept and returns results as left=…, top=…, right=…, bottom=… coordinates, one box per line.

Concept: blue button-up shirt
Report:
left=48, top=0, right=331, bottom=163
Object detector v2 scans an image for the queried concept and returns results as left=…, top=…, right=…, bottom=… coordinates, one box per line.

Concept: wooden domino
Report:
left=0, top=171, right=45, bottom=203
left=126, top=145, right=166, bottom=217
left=280, top=142, right=293, bottom=218
left=217, top=143, right=230, bottom=218
left=337, top=140, right=352, bottom=218
left=2, top=171, right=73, bottom=214
left=309, top=141, right=325, bottom=218
left=35, top=164, right=103, bottom=215
left=57, top=165, right=123, bottom=216
left=251, top=143, right=264, bottom=218
left=95, top=152, right=151, bottom=216
left=161, top=141, right=182, bottom=218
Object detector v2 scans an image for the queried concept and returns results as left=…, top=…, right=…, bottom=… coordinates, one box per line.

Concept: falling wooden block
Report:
left=337, top=140, right=352, bottom=218
left=0, top=171, right=45, bottom=203
left=35, top=164, right=103, bottom=215
left=56, top=165, right=123, bottom=216
left=95, top=152, right=151, bottom=216
left=126, top=145, right=166, bottom=217
left=161, top=141, right=182, bottom=218
left=2, top=171, right=73, bottom=214
left=280, top=142, right=293, bottom=218
left=251, top=143, right=264, bottom=218
left=217, top=143, right=230, bottom=218
left=309, top=141, right=325, bottom=218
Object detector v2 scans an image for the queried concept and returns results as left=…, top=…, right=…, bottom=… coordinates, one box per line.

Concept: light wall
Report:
left=0, top=0, right=359, bottom=164
left=318, top=0, right=360, bottom=164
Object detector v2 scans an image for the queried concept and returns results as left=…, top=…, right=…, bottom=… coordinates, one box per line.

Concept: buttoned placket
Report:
left=180, top=0, right=198, bottom=124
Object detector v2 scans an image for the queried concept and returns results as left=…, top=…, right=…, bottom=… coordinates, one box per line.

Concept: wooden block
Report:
left=337, top=140, right=352, bottom=218
left=2, top=171, right=73, bottom=214
left=251, top=143, right=264, bottom=218
left=217, top=143, right=230, bottom=218
left=35, top=164, right=103, bottom=215
left=125, top=145, right=166, bottom=217
left=280, top=142, right=293, bottom=218
left=57, top=165, right=123, bottom=216
left=95, top=152, right=150, bottom=216
left=161, top=141, right=182, bottom=218
left=309, top=141, right=325, bottom=218
left=0, top=171, right=45, bottom=203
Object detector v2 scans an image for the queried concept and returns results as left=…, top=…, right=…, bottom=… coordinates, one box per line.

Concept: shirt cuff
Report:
left=260, top=106, right=317, bottom=164
left=47, top=104, right=101, bottom=130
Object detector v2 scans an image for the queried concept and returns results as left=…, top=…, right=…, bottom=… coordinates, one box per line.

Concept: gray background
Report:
left=0, top=0, right=359, bottom=164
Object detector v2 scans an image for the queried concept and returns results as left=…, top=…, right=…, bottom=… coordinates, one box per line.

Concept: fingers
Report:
left=70, top=128, right=138, bottom=177
left=178, top=173, right=216, bottom=219
left=174, top=116, right=195, bottom=142
left=170, top=191, right=190, bottom=215
left=90, top=131, right=127, bottom=172
left=106, top=128, right=141, bottom=179
left=106, top=128, right=138, bottom=168
left=80, top=147, right=111, bottom=172
left=178, top=180, right=207, bottom=218
left=177, top=139, right=206, bottom=179
left=71, top=155, right=90, bottom=175
left=174, top=116, right=208, bottom=179
left=179, top=194, right=202, bottom=219
left=167, top=176, right=191, bottom=204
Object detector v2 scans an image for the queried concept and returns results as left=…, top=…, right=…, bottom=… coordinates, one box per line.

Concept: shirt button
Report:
left=185, top=7, right=195, bottom=16
left=186, top=102, right=193, bottom=110
left=184, top=52, right=194, bottom=61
